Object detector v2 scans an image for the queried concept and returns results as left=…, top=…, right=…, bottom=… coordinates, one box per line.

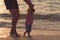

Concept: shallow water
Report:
left=0, top=0, right=60, bottom=14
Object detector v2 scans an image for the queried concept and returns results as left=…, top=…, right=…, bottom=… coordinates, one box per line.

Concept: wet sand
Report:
left=0, top=28, right=60, bottom=40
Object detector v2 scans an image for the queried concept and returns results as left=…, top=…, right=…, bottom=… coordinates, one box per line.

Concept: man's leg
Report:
left=24, top=0, right=34, bottom=8
left=9, top=9, right=20, bottom=36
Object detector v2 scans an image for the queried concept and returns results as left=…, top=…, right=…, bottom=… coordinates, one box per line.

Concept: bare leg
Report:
left=9, top=9, right=20, bottom=37
left=28, top=32, right=31, bottom=37
left=24, top=0, right=34, bottom=8
left=24, top=31, right=27, bottom=37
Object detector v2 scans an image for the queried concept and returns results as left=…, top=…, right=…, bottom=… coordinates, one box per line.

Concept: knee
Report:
left=13, top=12, right=20, bottom=18
left=15, top=10, right=20, bottom=17
left=16, top=13, right=20, bottom=18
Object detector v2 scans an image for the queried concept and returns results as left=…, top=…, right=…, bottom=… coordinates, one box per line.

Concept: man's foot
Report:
left=10, top=33, right=20, bottom=37
left=10, top=32, right=20, bottom=37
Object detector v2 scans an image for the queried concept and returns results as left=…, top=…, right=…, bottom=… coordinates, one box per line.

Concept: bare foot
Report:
left=10, top=33, right=20, bottom=37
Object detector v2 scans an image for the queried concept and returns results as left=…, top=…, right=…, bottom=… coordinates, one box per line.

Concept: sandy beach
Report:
left=0, top=0, right=60, bottom=40
left=0, top=28, right=60, bottom=40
